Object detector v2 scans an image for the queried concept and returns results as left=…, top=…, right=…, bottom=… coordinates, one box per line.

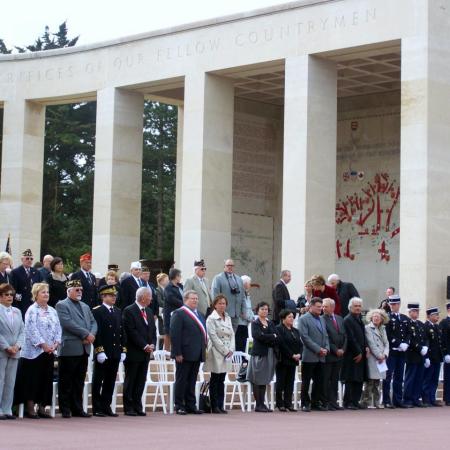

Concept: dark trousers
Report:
left=58, top=355, right=88, bottom=415
left=382, top=352, right=405, bottom=405
left=301, top=362, right=325, bottom=407
left=175, top=360, right=200, bottom=411
left=209, top=372, right=226, bottom=409
left=403, top=362, right=425, bottom=405
left=422, top=362, right=441, bottom=405
left=443, top=362, right=450, bottom=403
left=123, top=360, right=148, bottom=413
left=343, top=381, right=363, bottom=407
left=275, top=363, right=296, bottom=408
left=92, top=359, right=120, bottom=413
left=323, top=360, right=342, bottom=407
left=235, top=325, right=249, bottom=353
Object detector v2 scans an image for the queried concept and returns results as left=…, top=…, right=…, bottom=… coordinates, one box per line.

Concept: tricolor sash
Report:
left=181, top=306, right=207, bottom=344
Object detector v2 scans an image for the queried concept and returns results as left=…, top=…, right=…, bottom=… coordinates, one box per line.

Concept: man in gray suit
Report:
left=298, top=297, right=330, bottom=412
left=183, top=259, right=212, bottom=317
left=322, top=298, right=347, bottom=410
left=0, top=284, right=24, bottom=419
left=211, top=259, right=245, bottom=330
left=56, top=279, right=97, bottom=418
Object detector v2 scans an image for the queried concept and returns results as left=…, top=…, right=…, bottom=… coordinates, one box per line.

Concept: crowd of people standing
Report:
left=0, top=248, right=449, bottom=421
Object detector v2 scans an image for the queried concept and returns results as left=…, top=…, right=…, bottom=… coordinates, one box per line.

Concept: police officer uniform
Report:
left=403, top=303, right=428, bottom=407
left=422, top=307, right=444, bottom=406
left=382, top=295, right=411, bottom=407
left=439, top=301, right=450, bottom=405
left=91, top=285, right=126, bottom=417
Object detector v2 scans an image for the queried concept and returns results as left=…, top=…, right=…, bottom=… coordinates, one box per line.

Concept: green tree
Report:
left=141, top=102, right=177, bottom=260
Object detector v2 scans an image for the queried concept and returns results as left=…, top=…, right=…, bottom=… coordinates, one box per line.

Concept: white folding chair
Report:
left=194, top=363, right=207, bottom=409
left=293, top=366, right=301, bottom=410
left=224, top=351, right=251, bottom=412
left=147, top=350, right=175, bottom=414
left=111, top=362, right=125, bottom=414
left=83, top=347, right=94, bottom=412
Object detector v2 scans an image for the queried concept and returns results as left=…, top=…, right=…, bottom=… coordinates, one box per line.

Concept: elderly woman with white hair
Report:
left=341, top=297, right=368, bottom=409
left=0, top=252, right=13, bottom=285
left=234, top=275, right=254, bottom=352
left=362, top=309, right=389, bottom=408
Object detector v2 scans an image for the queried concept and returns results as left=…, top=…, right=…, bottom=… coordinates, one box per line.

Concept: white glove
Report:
left=120, top=352, right=126, bottom=363
left=424, top=358, right=431, bottom=368
left=444, top=355, right=450, bottom=364
left=399, top=343, right=409, bottom=352
left=420, top=346, right=428, bottom=356
left=96, top=352, right=107, bottom=364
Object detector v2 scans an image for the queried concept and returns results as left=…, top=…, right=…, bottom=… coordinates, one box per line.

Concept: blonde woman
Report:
left=363, top=309, right=389, bottom=408
left=14, top=283, right=61, bottom=418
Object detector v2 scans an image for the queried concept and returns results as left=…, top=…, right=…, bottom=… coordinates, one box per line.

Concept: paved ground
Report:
left=2, top=407, right=450, bottom=450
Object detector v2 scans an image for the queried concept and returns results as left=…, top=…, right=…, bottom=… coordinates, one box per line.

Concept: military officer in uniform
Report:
left=382, top=295, right=411, bottom=408
left=403, top=303, right=428, bottom=407
left=439, top=301, right=450, bottom=406
left=422, top=307, right=444, bottom=407
left=11, top=249, right=43, bottom=318
left=91, top=285, right=126, bottom=417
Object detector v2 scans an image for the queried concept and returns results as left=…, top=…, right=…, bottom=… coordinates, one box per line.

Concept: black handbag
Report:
left=199, top=381, right=211, bottom=413
left=236, top=360, right=249, bottom=383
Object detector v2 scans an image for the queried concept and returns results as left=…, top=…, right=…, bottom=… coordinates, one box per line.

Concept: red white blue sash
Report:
left=181, top=306, right=207, bottom=344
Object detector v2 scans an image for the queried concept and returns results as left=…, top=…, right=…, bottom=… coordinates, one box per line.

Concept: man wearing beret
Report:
left=422, top=307, right=445, bottom=407
left=403, top=303, right=428, bottom=407
left=11, top=249, right=43, bottom=318
left=183, top=259, right=212, bottom=317
left=439, top=302, right=450, bottom=406
left=70, top=253, right=98, bottom=308
left=382, top=295, right=411, bottom=408
left=91, top=285, right=126, bottom=417
left=56, top=279, right=98, bottom=418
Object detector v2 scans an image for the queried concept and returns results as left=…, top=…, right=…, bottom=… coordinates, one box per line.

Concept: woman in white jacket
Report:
left=363, top=309, right=389, bottom=408
left=204, top=294, right=235, bottom=414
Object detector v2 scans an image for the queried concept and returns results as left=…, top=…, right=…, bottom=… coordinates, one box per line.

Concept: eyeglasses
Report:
left=25, top=257, right=34, bottom=261
left=200, top=268, right=207, bottom=271
left=225, top=264, right=234, bottom=267
left=74, top=288, right=83, bottom=292
left=3, top=293, right=13, bottom=297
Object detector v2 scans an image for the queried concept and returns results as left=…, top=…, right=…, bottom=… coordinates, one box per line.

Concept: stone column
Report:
left=0, top=99, right=45, bottom=262
left=281, top=55, right=337, bottom=296
left=399, top=10, right=450, bottom=311
left=92, top=88, right=144, bottom=273
left=175, top=73, right=234, bottom=277
left=173, top=105, right=184, bottom=268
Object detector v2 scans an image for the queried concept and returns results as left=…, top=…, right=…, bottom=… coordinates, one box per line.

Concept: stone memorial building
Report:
left=1, top=0, right=449, bottom=310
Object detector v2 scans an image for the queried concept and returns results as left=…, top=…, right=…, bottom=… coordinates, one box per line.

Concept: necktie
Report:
left=110, top=307, right=114, bottom=314
left=332, top=315, right=339, bottom=331
left=141, top=308, right=147, bottom=321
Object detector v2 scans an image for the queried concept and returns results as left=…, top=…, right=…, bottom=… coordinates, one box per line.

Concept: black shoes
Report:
left=187, top=409, right=204, bottom=415
left=176, top=408, right=187, bottom=415
left=124, top=411, right=137, bottom=416
left=301, top=405, right=311, bottom=412
left=276, top=406, right=287, bottom=412
left=72, top=411, right=92, bottom=418
left=104, top=410, right=119, bottom=417
left=136, top=411, right=147, bottom=416
left=384, top=403, right=395, bottom=409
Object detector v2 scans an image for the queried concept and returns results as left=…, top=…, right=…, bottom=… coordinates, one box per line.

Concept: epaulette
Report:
left=94, top=346, right=105, bottom=354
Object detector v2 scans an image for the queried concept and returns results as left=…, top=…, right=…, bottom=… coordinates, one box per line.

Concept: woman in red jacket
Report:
left=310, top=275, right=342, bottom=316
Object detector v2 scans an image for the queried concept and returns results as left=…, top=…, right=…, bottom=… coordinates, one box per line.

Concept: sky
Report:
left=1, top=0, right=289, bottom=49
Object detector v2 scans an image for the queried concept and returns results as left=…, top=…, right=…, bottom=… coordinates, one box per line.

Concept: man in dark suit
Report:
left=122, top=286, right=156, bottom=416
left=56, top=279, right=98, bottom=418
left=170, top=289, right=207, bottom=415
left=327, top=274, right=359, bottom=318
left=439, top=301, right=450, bottom=406
left=272, top=270, right=292, bottom=323
left=70, top=253, right=97, bottom=308
left=91, top=285, right=126, bottom=417
left=382, top=295, right=411, bottom=408
left=403, top=303, right=428, bottom=407
left=140, top=267, right=159, bottom=318
left=11, top=249, right=43, bottom=317
left=322, top=297, right=347, bottom=410
left=119, top=261, right=143, bottom=309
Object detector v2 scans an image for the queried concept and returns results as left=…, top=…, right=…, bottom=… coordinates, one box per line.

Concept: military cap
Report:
left=66, top=279, right=83, bottom=289
left=80, top=253, right=92, bottom=262
left=22, top=249, right=33, bottom=257
left=407, top=303, right=420, bottom=310
left=388, top=295, right=401, bottom=304
left=98, top=285, right=117, bottom=296
left=108, top=264, right=119, bottom=272
left=426, top=307, right=439, bottom=316
left=194, top=259, right=206, bottom=268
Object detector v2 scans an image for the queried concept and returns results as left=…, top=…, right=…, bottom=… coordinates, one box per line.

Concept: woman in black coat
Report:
left=247, top=302, right=278, bottom=412
left=163, top=268, right=183, bottom=350
left=275, top=309, right=303, bottom=411
left=341, top=297, right=368, bottom=409
left=47, top=257, right=68, bottom=307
